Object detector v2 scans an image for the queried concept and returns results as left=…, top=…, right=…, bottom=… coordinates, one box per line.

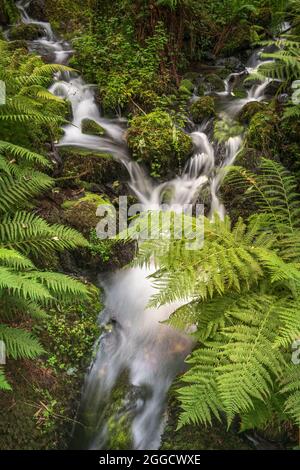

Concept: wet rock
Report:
left=9, top=23, right=44, bottom=41
left=190, top=96, right=216, bottom=123
left=216, top=56, right=243, bottom=72
left=62, top=192, right=110, bottom=236
left=82, top=119, right=105, bottom=137
left=204, top=73, right=224, bottom=93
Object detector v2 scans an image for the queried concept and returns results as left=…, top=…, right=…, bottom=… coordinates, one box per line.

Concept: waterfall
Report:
left=14, top=0, right=281, bottom=451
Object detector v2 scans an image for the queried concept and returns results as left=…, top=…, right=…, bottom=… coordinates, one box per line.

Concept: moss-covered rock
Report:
left=247, top=109, right=280, bottom=155
left=9, top=23, right=44, bottom=41
left=62, top=192, right=109, bottom=235
left=127, top=110, right=193, bottom=176
left=238, top=101, right=268, bottom=124
left=190, top=96, right=216, bottom=123
left=81, top=119, right=105, bottom=137
left=204, top=73, right=224, bottom=92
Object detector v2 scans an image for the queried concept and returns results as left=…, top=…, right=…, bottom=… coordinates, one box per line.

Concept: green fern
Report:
left=133, top=158, right=300, bottom=430
left=0, top=324, right=44, bottom=359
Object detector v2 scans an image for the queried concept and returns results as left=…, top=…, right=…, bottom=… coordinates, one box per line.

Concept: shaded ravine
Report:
left=14, top=0, right=283, bottom=450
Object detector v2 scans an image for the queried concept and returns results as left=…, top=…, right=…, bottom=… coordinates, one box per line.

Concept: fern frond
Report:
left=0, top=141, right=49, bottom=167
left=0, top=212, right=89, bottom=255
left=0, top=369, right=11, bottom=391
left=281, top=365, right=300, bottom=426
left=0, top=324, right=44, bottom=359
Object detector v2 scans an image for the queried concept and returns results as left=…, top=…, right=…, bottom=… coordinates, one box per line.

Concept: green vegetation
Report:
left=135, top=159, right=300, bottom=435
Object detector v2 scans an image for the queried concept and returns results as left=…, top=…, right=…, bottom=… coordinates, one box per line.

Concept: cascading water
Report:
left=14, top=0, right=283, bottom=450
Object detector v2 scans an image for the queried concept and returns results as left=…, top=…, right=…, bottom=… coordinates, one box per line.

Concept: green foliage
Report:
left=132, top=158, right=300, bottom=431
left=0, top=42, right=91, bottom=390
left=71, top=19, right=170, bottom=111
left=43, top=289, right=100, bottom=371
left=0, top=41, right=71, bottom=149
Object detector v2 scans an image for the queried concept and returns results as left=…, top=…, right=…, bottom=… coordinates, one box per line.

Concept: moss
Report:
left=204, top=73, right=224, bottom=92
left=190, top=96, right=216, bottom=123
left=0, top=290, right=101, bottom=450
left=81, top=119, right=105, bottom=137
left=9, top=23, right=43, bottom=41
left=0, top=0, right=19, bottom=26
left=247, top=109, right=280, bottom=155
left=127, top=110, right=193, bottom=176
left=62, top=192, right=109, bottom=235
left=60, top=148, right=126, bottom=187
left=238, top=101, right=268, bottom=125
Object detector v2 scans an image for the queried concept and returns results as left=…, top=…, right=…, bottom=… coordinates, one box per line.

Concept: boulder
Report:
left=190, top=96, right=216, bottom=123
left=127, top=110, right=193, bottom=176
left=81, top=119, right=105, bottom=137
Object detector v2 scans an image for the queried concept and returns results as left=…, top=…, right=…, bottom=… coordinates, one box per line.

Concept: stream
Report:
left=13, top=0, right=284, bottom=450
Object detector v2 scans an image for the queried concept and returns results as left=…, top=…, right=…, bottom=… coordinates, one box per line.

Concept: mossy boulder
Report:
left=62, top=192, right=110, bottom=235
left=9, top=23, right=44, bottom=41
left=238, top=101, right=268, bottom=124
left=127, top=110, right=193, bottom=175
left=204, top=74, right=224, bottom=93
left=247, top=110, right=280, bottom=155
left=190, top=96, right=216, bottom=123
left=81, top=119, right=105, bottom=137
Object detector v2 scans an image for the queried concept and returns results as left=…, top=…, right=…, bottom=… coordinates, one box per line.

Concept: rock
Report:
left=247, top=110, right=280, bottom=155
left=238, top=101, right=268, bottom=124
left=62, top=192, right=110, bottom=236
left=265, top=80, right=282, bottom=96
left=81, top=119, right=105, bottom=137
left=9, top=23, right=44, bottom=41
left=216, top=56, right=243, bottom=72
left=204, top=73, right=225, bottom=93
left=61, top=149, right=127, bottom=187
left=190, top=96, right=216, bottom=123
left=127, top=110, right=193, bottom=176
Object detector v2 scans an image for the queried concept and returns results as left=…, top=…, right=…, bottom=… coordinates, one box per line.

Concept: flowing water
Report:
left=14, top=0, right=282, bottom=450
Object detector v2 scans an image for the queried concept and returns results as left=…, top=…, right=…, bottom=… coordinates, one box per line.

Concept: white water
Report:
left=15, top=0, right=279, bottom=450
